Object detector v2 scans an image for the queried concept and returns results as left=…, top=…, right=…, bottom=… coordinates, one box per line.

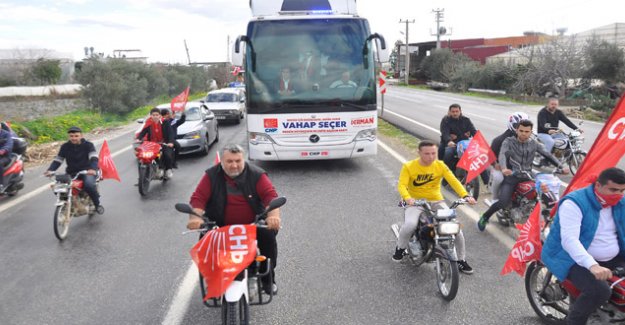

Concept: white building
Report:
left=0, top=49, right=74, bottom=84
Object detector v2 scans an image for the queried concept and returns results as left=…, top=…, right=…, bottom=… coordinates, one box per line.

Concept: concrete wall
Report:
left=0, top=97, right=87, bottom=121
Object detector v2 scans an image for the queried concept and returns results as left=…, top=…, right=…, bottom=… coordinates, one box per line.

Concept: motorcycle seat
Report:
left=55, top=174, right=72, bottom=184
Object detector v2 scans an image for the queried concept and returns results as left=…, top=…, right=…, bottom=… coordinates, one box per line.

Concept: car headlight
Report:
left=231, top=110, right=239, bottom=115
left=437, top=222, right=460, bottom=235
left=355, top=128, right=376, bottom=141
left=249, top=132, right=274, bottom=145
left=184, top=130, right=202, bottom=139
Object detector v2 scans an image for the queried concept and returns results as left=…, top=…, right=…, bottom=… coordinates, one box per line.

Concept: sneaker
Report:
left=262, top=282, right=278, bottom=295
left=392, top=247, right=405, bottom=262
left=477, top=215, right=488, bottom=232
left=96, top=205, right=105, bottom=215
left=165, top=169, right=173, bottom=178
left=458, top=260, right=474, bottom=274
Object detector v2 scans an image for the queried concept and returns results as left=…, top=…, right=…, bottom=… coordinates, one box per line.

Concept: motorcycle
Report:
left=47, top=170, right=103, bottom=240
left=533, top=121, right=587, bottom=175
left=525, top=262, right=625, bottom=324
left=0, top=137, right=27, bottom=197
left=175, top=196, right=286, bottom=325
left=391, top=198, right=467, bottom=301
left=491, top=156, right=562, bottom=227
left=134, top=141, right=168, bottom=196
left=443, top=139, right=481, bottom=201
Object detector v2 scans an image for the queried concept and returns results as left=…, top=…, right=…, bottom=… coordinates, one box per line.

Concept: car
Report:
left=203, top=88, right=245, bottom=124
left=134, top=102, right=219, bottom=156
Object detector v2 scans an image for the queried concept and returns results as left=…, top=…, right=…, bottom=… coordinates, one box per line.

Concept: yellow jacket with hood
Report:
left=398, top=159, right=468, bottom=201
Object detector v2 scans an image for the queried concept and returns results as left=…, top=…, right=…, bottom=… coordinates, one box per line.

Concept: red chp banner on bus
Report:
left=171, top=86, right=190, bottom=113
left=190, top=225, right=257, bottom=300
left=456, top=131, right=496, bottom=184
left=501, top=204, right=542, bottom=276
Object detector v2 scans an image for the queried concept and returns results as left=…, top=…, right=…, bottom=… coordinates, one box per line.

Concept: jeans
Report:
left=566, top=256, right=625, bottom=325
left=397, top=201, right=467, bottom=260
left=160, top=145, right=174, bottom=170
left=537, top=133, right=567, bottom=153
left=77, top=173, right=100, bottom=207
left=482, top=175, right=524, bottom=220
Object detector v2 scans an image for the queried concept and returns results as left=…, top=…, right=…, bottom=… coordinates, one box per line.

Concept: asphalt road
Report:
left=1, top=114, right=545, bottom=324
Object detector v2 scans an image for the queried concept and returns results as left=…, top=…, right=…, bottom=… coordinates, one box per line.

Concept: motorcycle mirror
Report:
left=264, top=196, right=287, bottom=214
left=175, top=203, right=202, bottom=217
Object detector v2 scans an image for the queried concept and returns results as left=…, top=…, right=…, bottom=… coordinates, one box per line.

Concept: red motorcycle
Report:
left=0, top=137, right=27, bottom=197
left=134, top=141, right=167, bottom=196
left=525, top=261, right=625, bottom=324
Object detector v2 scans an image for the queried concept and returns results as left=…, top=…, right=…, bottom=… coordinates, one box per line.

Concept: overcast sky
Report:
left=0, top=0, right=623, bottom=63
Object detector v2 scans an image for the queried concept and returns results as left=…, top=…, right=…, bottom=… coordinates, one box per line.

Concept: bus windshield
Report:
left=245, top=18, right=376, bottom=114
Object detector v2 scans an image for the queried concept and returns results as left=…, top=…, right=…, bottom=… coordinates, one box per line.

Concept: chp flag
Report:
left=501, top=204, right=542, bottom=276
left=170, top=86, right=190, bottom=113
left=379, top=70, right=387, bottom=94
left=98, top=140, right=120, bottom=182
left=455, top=131, right=496, bottom=184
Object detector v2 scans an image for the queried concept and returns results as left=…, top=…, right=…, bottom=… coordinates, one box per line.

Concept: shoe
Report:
left=165, top=169, right=173, bottom=178
left=392, top=247, right=405, bottom=262
left=262, top=282, right=278, bottom=295
left=173, top=163, right=178, bottom=169
left=477, top=215, right=488, bottom=232
left=96, top=205, right=105, bottom=215
left=458, top=260, right=474, bottom=274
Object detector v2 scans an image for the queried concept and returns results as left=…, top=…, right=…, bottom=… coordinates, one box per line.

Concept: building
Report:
left=0, top=49, right=74, bottom=84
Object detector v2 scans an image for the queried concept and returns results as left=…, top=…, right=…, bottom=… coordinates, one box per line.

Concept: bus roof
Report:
left=250, top=0, right=357, bottom=18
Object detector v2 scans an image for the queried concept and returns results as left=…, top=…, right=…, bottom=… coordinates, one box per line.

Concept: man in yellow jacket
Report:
left=393, top=140, right=477, bottom=274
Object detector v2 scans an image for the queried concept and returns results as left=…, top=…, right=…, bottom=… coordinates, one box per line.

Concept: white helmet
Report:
left=507, top=112, right=529, bottom=132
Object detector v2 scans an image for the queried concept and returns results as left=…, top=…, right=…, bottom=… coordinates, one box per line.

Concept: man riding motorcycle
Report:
left=478, top=119, right=567, bottom=231
left=0, top=125, right=13, bottom=192
left=536, top=97, right=583, bottom=164
left=161, top=108, right=185, bottom=169
left=44, top=126, right=103, bottom=213
left=542, top=167, right=625, bottom=325
left=186, top=144, right=281, bottom=295
left=439, top=103, right=477, bottom=167
left=136, top=108, right=175, bottom=178
left=393, top=140, right=477, bottom=274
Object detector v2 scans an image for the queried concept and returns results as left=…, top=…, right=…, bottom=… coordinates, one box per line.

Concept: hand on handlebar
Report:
left=166, top=143, right=174, bottom=148
left=87, top=169, right=97, bottom=176
left=405, top=198, right=416, bottom=206
left=187, top=216, right=204, bottom=230
left=463, top=196, right=477, bottom=205
left=265, top=216, right=281, bottom=230
left=502, top=168, right=513, bottom=176
left=590, top=264, right=612, bottom=281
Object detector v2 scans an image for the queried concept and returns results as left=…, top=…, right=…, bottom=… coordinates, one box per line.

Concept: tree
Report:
left=30, top=59, right=62, bottom=85
left=419, top=48, right=473, bottom=83
left=583, top=37, right=625, bottom=84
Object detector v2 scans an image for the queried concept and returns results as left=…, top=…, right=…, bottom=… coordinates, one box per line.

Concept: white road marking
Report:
left=0, top=145, right=132, bottom=215
left=383, top=110, right=441, bottom=135
left=161, top=263, right=198, bottom=325
left=463, top=112, right=496, bottom=121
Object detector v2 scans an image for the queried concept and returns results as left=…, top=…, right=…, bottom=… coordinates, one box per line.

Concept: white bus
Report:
left=233, top=0, right=387, bottom=161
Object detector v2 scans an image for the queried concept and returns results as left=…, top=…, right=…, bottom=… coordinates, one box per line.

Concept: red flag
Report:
left=190, top=225, right=257, bottom=300
left=232, top=66, right=241, bottom=76
left=214, top=152, right=220, bottom=165
left=98, top=140, right=121, bottom=182
left=170, top=86, right=190, bottom=113
left=501, top=204, right=543, bottom=276
left=563, top=94, right=625, bottom=195
left=456, top=131, right=496, bottom=184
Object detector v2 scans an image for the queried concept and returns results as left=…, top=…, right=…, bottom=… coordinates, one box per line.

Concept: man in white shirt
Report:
left=542, top=167, right=625, bottom=325
left=329, top=71, right=357, bottom=89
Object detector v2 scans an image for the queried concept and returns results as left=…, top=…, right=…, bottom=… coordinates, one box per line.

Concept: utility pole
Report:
left=184, top=39, right=191, bottom=65
left=226, top=35, right=230, bottom=63
left=432, top=8, right=444, bottom=49
left=399, top=19, right=415, bottom=85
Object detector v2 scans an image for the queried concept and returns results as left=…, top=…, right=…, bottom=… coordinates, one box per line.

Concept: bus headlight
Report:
left=437, top=222, right=460, bottom=235
left=355, top=128, right=376, bottom=141
left=249, top=132, right=274, bottom=145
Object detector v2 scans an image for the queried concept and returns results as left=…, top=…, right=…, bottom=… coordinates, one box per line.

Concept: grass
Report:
left=377, top=118, right=420, bottom=153
left=12, top=92, right=207, bottom=144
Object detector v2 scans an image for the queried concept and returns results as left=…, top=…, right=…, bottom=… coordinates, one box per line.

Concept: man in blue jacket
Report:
left=542, top=167, right=625, bottom=325
left=0, top=125, right=13, bottom=192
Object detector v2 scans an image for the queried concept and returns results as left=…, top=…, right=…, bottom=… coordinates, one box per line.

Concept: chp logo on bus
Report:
left=351, top=117, right=375, bottom=127
left=264, top=118, right=278, bottom=133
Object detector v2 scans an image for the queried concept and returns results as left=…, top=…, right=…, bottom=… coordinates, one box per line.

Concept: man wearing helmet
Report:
left=537, top=97, right=583, bottom=161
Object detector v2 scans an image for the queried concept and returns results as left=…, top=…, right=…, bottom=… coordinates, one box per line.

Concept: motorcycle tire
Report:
left=53, top=202, right=71, bottom=240
left=138, top=165, right=151, bottom=196
left=496, top=211, right=510, bottom=227
left=435, top=257, right=459, bottom=301
left=454, top=168, right=480, bottom=201
left=222, top=296, right=249, bottom=325
left=524, top=261, right=568, bottom=325
left=568, top=152, right=587, bottom=176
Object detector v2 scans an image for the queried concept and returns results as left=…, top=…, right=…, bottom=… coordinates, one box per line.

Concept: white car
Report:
left=203, top=88, right=246, bottom=124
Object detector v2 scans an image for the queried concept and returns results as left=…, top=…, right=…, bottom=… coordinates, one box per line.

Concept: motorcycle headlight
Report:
left=355, top=128, right=376, bottom=141
left=437, top=222, right=460, bottom=235
left=184, top=130, right=201, bottom=139
left=53, top=184, right=68, bottom=193
left=249, top=132, right=274, bottom=145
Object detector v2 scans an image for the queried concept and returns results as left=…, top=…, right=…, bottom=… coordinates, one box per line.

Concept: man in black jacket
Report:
left=439, top=103, right=477, bottom=168
left=537, top=97, right=583, bottom=154
left=161, top=108, right=186, bottom=168
left=44, top=126, right=103, bottom=213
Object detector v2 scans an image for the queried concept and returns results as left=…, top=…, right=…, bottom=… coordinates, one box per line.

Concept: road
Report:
left=1, top=106, right=548, bottom=324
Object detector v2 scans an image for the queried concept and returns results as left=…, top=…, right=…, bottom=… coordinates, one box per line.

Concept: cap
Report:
left=67, top=126, right=82, bottom=133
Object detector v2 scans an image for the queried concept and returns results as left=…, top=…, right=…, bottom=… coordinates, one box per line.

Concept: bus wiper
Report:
left=340, top=102, right=369, bottom=110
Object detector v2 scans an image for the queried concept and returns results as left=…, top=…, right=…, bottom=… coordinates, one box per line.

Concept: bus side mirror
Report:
left=376, top=38, right=390, bottom=63
left=232, top=35, right=245, bottom=66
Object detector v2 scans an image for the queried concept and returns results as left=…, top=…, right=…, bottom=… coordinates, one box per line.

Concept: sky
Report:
left=0, top=0, right=623, bottom=64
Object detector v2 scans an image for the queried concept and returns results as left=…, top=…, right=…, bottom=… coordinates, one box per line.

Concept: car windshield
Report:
left=185, top=107, right=202, bottom=121
left=206, top=93, right=237, bottom=102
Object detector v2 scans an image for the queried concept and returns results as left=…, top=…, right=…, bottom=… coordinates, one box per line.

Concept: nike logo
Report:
left=413, top=174, right=435, bottom=186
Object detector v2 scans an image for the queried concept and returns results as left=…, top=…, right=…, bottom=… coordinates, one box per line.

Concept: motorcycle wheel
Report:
left=435, top=257, right=459, bottom=301
left=53, top=202, right=71, bottom=240
left=496, top=210, right=510, bottom=227
left=138, top=165, right=151, bottom=196
left=525, top=262, right=568, bottom=325
left=454, top=168, right=480, bottom=201
left=222, top=296, right=248, bottom=325
left=568, top=152, right=587, bottom=175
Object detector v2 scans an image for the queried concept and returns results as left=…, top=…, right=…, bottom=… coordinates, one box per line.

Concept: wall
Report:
left=0, top=97, right=86, bottom=121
